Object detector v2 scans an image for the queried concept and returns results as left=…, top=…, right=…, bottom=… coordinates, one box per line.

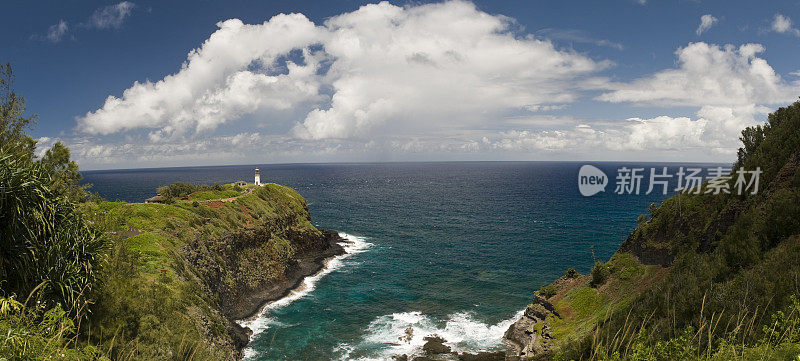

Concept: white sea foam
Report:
left=238, top=232, right=372, bottom=359
left=337, top=309, right=524, bottom=360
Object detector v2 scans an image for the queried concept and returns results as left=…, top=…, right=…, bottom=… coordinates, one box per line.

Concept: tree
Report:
left=0, top=63, right=37, bottom=160
left=40, top=141, right=88, bottom=202
left=0, top=63, right=101, bottom=318
left=736, top=124, right=768, bottom=167
left=1, top=64, right=89, bottom=202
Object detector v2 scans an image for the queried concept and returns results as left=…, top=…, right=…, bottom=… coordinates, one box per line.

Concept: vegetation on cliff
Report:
left=0, top=63, right=334, bottom=360
left=513, top=101, right=800, bottom=360
left=81, top=182, right=323, bottom=360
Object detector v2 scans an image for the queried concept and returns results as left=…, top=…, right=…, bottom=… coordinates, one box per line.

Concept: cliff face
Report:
left=503, top=295, right=557, bottom=359
left=84, top=184, right=345, bottom=360
left=503, top=101, right=800, bottom=360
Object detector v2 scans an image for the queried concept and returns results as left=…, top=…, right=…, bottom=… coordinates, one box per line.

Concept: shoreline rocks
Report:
left=184, top=226, right=347, bottom=359
left=229, top=229, right=347, bottom=356
left=393, top=335, right=506, bottom=361
left=503, top=294, right=558, bottom=359
left=228, top=229, right=346, bottom=321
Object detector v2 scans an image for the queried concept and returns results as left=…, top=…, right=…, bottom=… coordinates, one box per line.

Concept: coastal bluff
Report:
left=502, top=101, right=800, bottom=360
left=82, top=183, right=346, bottom=360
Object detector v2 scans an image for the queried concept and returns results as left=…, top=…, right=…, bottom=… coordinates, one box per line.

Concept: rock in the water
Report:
left=422, top=335, right=452, bottom=354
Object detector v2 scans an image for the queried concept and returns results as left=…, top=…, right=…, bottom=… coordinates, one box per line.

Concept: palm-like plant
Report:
left=0, top=148, right=104, bottom=318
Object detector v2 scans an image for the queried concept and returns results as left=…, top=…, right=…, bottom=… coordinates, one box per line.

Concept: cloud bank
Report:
left=79, top=1, right=606, bottom=141
left=69, top=1, right=799, bottom=169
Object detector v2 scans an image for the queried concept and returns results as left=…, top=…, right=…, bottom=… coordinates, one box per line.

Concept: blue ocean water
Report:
left=81, top=162, right=722, bottom=360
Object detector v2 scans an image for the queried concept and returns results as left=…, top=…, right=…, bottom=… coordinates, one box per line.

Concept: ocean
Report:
left=81, top=161, right=722, bottom=360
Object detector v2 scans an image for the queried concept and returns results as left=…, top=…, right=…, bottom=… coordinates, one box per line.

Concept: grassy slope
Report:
left=527, top=102, right=800, bottom=360
left=79, top=183, right=320, bottom=360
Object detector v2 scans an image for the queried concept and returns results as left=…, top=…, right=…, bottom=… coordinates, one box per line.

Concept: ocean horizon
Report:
left=82, top=161, right=722, bottom=360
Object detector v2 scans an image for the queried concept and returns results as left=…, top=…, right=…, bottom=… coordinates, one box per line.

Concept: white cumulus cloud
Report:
left=594, top=41, right=792, bottom=157
left=80, top=15, right=323, bottom=137
left=483, top=104, right=769, bottom=158
left=78, top=1, right=608, bottom=141
left=69, top=2, right=800, bottom=168
left=597, top=42, right=797, bottom=107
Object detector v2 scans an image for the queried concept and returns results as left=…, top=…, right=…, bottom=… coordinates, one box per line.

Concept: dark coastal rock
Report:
left=228, top=321, right=252, bottom=355
left=503, top=295, right=557, bottom=358
left=182, top=224, right=347, bottom=359
left=226, top=229, right=346, bottom=321
left=422, top=335, right=452, bottom=354
left=415, top=334, right=506, bottom=361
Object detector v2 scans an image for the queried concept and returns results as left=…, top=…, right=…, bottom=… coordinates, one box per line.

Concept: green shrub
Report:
left=0, top=296, right=101, bottom=360
left=565, top=267, right=579, bottom=278
left=0, top=150, right=104, bottom=317
left=591, top=261, right=609, bottom=287
left=540, top=284, right=557, bottom=298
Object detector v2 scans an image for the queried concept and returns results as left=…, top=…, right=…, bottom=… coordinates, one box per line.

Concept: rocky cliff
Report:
left=84, top=183, right=346, bottom=360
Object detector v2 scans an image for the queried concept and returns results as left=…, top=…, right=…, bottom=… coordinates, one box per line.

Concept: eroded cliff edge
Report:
left=85, top=183, right=347, bottom=360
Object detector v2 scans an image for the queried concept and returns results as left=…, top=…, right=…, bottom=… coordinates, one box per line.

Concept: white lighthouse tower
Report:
left=254, top=168, right=261, bottom=186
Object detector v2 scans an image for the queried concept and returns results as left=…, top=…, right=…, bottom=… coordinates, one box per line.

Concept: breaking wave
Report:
left=335, top=309, right=523, bottom=360
left=238, top=232, right=372, bottom=359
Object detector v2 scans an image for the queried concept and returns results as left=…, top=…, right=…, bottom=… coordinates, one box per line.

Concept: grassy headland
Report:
left=79, top=183, right=344, bottom=360
left=1, top=62, right=345, bottom=360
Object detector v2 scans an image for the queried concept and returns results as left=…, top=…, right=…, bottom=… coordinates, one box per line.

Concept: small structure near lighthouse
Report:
left=254, top=168, right=262, bottom=186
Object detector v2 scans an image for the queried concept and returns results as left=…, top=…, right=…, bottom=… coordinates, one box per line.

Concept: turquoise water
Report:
left=82, top=162, right=717, bottom=360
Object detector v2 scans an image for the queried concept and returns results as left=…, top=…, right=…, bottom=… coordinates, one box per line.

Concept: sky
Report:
left=2, top=0, right=800, bottom=170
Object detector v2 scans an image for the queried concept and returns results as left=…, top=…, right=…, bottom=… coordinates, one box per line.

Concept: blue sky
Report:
left=2, top=0, right=799, bottom=169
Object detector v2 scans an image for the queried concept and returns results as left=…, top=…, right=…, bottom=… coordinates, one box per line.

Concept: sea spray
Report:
left=239, top=233, right=372, bottom=359
left=336, top=309, right=525, bottom=360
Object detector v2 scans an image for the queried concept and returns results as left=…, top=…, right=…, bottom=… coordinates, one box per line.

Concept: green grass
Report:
left=189, top=189, right=241, bottom=201
left=565, top=288, right=607, bottom=319
left=547, top=253, right=661, bottom=348
left=76, top=182, right=321, bottom=360
left=608, top=253, right=645, bottom=281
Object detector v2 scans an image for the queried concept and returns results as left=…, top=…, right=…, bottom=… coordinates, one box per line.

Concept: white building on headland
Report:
left=254, top=168, right=262, bottom=186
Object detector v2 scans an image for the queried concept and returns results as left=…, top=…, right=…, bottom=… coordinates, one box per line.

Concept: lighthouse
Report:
left=254, top=168, right=261, bottom=186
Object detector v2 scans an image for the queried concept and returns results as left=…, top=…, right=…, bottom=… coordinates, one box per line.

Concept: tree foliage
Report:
left=0, top=63, right=36, bottom=160
left=156, top=181, right=224, bottom=203
left=40, top=141, right=89, bottom=203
